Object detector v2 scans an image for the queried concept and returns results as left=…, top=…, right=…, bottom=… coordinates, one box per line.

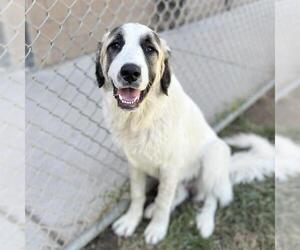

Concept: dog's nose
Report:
left=120, top=64, right=141, bottom=83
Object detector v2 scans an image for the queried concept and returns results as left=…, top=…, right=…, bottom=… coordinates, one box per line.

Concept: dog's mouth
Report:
left=113, top=85, right=148, bottom=110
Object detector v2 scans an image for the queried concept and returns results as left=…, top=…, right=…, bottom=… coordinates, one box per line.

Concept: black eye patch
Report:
left=107, top=34, right=124, bottom=52
left=140, top=34, right=159, bottom=85
left=105, top=32, right=124, bottom=73
left=140, top=36, right=158, bottom=55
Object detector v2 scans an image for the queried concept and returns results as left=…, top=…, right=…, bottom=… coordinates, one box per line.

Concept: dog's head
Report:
left=96, top=23, right=171, bottom=110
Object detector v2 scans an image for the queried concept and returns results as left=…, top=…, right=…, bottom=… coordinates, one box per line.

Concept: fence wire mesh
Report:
left=0, top=1, right=25, bottom=250
left=0, top=74, right=25, bottom=250
left=0, top=0, right=274, bottom=249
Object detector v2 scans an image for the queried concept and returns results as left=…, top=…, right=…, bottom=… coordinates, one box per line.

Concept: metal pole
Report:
left=64, top=199, right=129, bottom=250
left=214, top=80, right=275, bottom=132
left=276, top=78, right=300, bottom=102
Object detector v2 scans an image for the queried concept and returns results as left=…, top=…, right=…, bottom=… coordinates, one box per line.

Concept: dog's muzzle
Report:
left=113, top=85, right=148, bottom=110
left=113, top=63, right=150, bottom=110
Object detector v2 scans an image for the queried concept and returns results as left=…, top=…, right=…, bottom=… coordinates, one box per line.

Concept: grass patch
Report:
left=220, top=115, right=275, bottom=142
left=117, top=178, right=274, bottom=250
left=159, top=180, right=274, bottom=250
left=213, top=99, right=245, bottom=125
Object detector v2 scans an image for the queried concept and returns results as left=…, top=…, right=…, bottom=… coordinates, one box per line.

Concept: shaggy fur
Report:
left=224, top=133, right=274, bottom=184
left=95, top=23, right=276, bottom=245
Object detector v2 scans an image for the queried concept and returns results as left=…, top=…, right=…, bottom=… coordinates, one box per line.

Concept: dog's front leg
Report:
left=144, top=168, right=178, bottom=245
left=113, top=166, right=146, bottom=237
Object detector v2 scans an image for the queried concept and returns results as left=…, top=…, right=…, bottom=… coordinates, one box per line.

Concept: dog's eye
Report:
left=145, top=46, right=156, bottom=54
left=109, top=42, right=122, bottom=50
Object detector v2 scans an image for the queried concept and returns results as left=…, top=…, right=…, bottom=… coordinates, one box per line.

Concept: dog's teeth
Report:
left=118, top=95, right=139, bottom=105
left=120, top=98, right=137, bottom=105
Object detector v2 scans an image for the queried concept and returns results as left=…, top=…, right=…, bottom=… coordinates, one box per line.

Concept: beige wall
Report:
left=26, top=0, right=155, bottom=67
left=0, top=0, right=24, bottom=68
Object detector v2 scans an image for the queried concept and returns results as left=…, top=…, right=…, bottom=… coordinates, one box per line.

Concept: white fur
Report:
left=224, top=133, right=300, bottom=183
left=224, top=133, right=275, bottom=184
left=144, top=183, right=189, bottom=219
left=104, top=71, right=232, bottom=244
left=99, top=23, right=279, bottom=245
left=107, top=24, right=153, bottom=90
left=107, top=72, right=232, bottom=244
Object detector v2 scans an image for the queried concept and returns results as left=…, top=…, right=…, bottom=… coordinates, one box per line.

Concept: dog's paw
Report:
left=144, top=221, right=168, bottom=245
left=112, top=214, right=140, bottom=237
left=196, top=213, right=214, bottom=238
left=144, top=203, right=155, bottom=219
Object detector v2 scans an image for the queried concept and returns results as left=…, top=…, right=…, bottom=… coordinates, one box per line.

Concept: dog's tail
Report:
left=225, top=133, right=300, bottom=184
left=224, top=133, right=275, bottom=185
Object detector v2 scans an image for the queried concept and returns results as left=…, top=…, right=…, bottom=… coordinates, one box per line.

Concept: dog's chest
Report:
left=110, top=114, right=172, bottom=170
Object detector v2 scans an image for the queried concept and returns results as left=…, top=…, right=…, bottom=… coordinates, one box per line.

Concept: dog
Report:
left=95, top=23, right=275, bottom=245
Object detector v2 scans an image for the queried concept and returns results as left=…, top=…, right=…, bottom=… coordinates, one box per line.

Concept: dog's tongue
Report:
left=117, top=88, right=141, bottom=102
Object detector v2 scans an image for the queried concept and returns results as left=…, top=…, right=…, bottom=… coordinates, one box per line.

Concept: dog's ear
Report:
left=160, top=58, right=171, bottom=95
left=95, top=42, right=105, bottom=88
left=160, top=39, right=171, bottom=95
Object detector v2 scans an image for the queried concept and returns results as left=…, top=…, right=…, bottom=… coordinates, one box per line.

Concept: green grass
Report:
left=153, top=179, right=274, bottom=250
left=219, top=115, right=275, bottom=142
left=118, top=178, right=274, bottom=250
left=213, top=99, right=245, bottom=125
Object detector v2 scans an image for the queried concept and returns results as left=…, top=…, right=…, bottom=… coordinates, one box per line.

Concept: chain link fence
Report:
left=1, top=0, right=274, bottom=249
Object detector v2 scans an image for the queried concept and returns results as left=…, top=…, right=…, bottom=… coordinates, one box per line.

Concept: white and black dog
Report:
left=95, top=23, right=275, bottom=244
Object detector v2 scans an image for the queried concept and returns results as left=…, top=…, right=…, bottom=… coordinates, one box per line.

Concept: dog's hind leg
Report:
left=200, top=139, right=233, bottom=207
left=196, top=194, right=217, bottom=238
left=144, top=183, right=188, bottom=219
left=195, top=139, right=233, bottom=238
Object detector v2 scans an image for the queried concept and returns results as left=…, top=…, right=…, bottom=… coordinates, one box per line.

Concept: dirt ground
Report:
left=276, top=87, right=300, bottom=250
left=83, top=89, right=275, bottom=250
